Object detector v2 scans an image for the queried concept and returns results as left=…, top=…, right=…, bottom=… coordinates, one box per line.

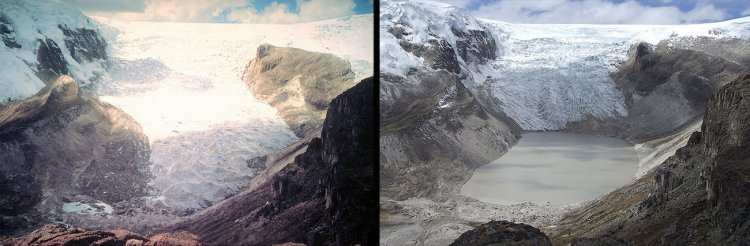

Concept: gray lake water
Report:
left=461, top=132, right=638, bottom=205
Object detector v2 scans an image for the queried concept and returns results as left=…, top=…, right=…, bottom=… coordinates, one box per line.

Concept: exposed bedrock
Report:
left=242, top=43, right=356, bottom=138
left=450, top=220, right=552, bottom=246
left=174, top=77, right=375, bottom=245
left=380, top=71, right=520, bottom=200
left=0, top=76, right=152, bottom=227
left=566, top=39, right=748, bottom=143
left=550, top=74, right=750, bottom=245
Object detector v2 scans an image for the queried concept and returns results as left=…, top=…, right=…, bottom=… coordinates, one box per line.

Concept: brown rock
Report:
left=146, top=232, right=202, bottom=246
left=5, top=224, right=203, bottom=246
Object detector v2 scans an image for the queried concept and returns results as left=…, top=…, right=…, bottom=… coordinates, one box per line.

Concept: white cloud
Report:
left=87, top=0, right=246, bottom=22
left=63, top=0, right=147, bottom=12
left=83, top=0, right=357, bottom=24
left=444, top=0, right=728, bottom=24
left=432, top=0, right=472, bottom=8
left=228, top=0, right=356, bottom=24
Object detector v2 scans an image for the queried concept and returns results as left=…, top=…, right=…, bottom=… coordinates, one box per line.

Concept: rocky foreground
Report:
left=0, top=224, right=200, bottom=246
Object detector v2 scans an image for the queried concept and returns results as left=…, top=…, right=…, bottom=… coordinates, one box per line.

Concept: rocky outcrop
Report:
left=36, top=38, right=70, bottom=83
left=242, top=44, right=356, bottom=138
left=380, top=71, right=519, bottom=200
left=0, top=0, right=109, bottom=101
left=0, top=224, right=201, bottom=245
left=35, top=24, right=108, bottom=84
left=567, top=40, right=747, bottom=143
left=0, top=14, right=21, bottom=49
left=550, top=74, right=750, bottom=245
left=59, top=24, right=107, bottom=64
left=450, top=220, right=552, bottom=246
left=0, top=76, right=152, bottom=230
left=173, top=77, right=375, bottom=245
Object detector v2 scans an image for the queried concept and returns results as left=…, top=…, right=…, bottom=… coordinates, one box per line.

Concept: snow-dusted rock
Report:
left=0, top=0, right=108, bottom=101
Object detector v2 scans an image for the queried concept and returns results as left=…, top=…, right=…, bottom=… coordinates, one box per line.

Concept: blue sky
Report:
left=64, top=0, right=373, bottom=23
left=436, top=0, right=750, bottom=24
left=243, top=0, right=373, bottom=15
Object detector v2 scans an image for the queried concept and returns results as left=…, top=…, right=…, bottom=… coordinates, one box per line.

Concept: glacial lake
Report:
left=461, top=132, right=639, bottom=205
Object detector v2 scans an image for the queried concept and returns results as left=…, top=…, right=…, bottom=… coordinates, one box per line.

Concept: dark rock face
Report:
left=450, top=220, right=552, bottom=246
left=175, top=77, right=375, bottom=245
left=0, top=224, right=202, bottom=246
left=551, top=74, right=750, bottom=245
left=392, top=34, right=461, bottom=74
left=380, top=71, right=519, bottom=200
left=322, top=77, right=376, bottom=245
left=451, top=27, right=496, bottom=65
left=703, top=73, right=750, bottom=242
left=36, top=38, right=70, bottom=83
left=0, top=15, right=20, bottom=49
left=59, top=25, right=108, bottom=63
left=386, top=12, right=498, bottom=75
left=0, top=76, right=152, bottom=218
left=242, top=43, right=356, bottom=138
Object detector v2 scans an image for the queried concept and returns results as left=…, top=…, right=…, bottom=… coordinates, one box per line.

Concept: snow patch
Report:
left=62, top=201, right=114, bottom=217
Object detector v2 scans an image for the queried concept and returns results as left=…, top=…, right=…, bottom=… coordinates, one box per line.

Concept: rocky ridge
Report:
left=380, top=0, right=520, bottom=200
left=0, top=75, right=152, bottom=235
left=1, top=0, right=109, bottom=101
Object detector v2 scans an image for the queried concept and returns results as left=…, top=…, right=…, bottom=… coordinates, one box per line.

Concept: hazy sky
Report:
left=62, top=0, right=373, bottom=24
left=431, top=0, right=750, bottom=24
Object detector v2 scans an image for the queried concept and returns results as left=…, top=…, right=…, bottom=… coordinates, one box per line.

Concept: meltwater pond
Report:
left=461, top=132, right=638, bottom=205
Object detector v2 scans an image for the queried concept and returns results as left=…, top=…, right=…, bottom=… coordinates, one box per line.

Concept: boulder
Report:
left=450, top=220, right=552, bottom=246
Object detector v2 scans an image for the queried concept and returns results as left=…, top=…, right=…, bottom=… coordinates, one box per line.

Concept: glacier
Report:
left=381, top=0, right=750, bottom=131
left=92, top=15, right=373, bottom=210
left=1, top=0, right=373, bottom=211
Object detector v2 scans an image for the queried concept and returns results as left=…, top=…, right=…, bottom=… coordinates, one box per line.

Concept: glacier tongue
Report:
left=472, top=26, right=632, bottom=131
left=93, top=15, right=373, bottom=210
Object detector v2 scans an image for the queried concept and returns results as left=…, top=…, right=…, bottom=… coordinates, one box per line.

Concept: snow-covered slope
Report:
left=0, top=0, right=107, bottom=101
left=380, top=0, right=750, bottom=131
left=92, top=15, right=373, bottom=210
